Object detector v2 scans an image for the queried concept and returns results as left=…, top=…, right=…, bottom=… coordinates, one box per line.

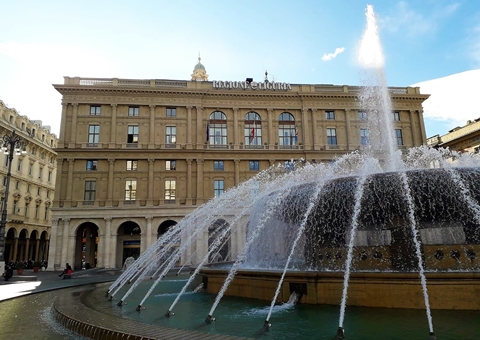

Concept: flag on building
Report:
left=295, top=126, right=298, bottom=143
left=250, top=125, right=255, bottom=143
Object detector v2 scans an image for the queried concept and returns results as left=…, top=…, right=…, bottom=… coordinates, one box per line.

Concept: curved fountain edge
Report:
left=52, top=283, right=251, bottom=340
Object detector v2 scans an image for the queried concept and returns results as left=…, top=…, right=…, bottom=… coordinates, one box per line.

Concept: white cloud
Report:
left=321, top=47, right=345, bottom=61
left=411, top=69, right=480, bottom=135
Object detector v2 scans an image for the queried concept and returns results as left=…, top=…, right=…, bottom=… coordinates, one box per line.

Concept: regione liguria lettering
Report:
left=213, top=80, right=292, bottom=91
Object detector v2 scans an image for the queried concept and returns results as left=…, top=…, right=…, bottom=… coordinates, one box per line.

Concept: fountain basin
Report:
left=201, top=267, right=480, bottom=310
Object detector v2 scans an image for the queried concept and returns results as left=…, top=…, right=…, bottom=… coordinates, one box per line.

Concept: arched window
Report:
left=244, top=111, right=262, bottom=146
left=278, top=112, right=296, bottom=146
left=208, top=111, right=227, bottom=145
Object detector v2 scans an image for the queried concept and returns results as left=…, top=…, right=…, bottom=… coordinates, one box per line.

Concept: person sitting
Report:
left=3, top=265, right=13, bottom=281
left=59, top=263, right=73, bottom=277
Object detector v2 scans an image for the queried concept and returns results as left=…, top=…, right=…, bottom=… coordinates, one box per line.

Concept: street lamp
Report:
left=0, top=130, right=26, bottom=266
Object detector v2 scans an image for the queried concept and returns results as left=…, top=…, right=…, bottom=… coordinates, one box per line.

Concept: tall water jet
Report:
left=358, top=4, right=400, bottom=171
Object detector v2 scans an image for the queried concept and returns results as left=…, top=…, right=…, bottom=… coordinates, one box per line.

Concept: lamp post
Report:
left=0, top=130, right=26, bottom=267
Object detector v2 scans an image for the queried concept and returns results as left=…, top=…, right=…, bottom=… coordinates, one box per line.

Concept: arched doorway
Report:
left=157, top=220, right=177, bottom=239
left=17, top=229, right=28, bottom=262
left=118, top=221, right=141, bottom=267
left=5, top=228, right=16, bottom=263
left=208, top=219, right=230, bottom=263
left=75, top=222, right=99, bottom=270
left=157, top=220, right=178, bottom=266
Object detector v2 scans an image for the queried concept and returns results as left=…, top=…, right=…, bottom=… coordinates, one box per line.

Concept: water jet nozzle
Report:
left=135, top=305, right=142, bottom=312
left=335, top=327, right=345, bottom=339
left=262, top=320, right=272, bottom=332
left=429, top=332, right=436, bottom=340
left=117, top=300, right=123, bottom=307
left=165, top=310, right=174, bottom=317
left=205, top=315, right=216, bottom=324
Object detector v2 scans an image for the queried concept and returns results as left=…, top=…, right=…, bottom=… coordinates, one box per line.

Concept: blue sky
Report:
left=1, top=0, right=479, bottom=138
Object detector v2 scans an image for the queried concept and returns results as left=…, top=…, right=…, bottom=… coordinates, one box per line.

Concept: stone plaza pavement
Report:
left=0, top=267, right=122, bottom=302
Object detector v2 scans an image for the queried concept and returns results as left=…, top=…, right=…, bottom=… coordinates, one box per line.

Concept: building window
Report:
left=244, top=111, right=262, bottom=145
left=126, top=160, right=138, bottom=171
left=44, top=206, right=48, bottom=220
left=48, top=171, right=52, bottom=182
left=165, top=180, right=176, bottom=201
left=128, top=106, right=139, bottom=117
left=37, top=187, right=41, bottom=195
left=214, top=180, right=224, bottom=198
left=395, top=129, right=404, bottom=146
left=41, top=134, right=45, bottom=141
left=166, top=107, right=177, bottom=117
left=15, top=180, right=19, bottom=189
left=24, top=203, right=29, bottom=217
left=326, top=111, right=335, bottom=120
left=84, top=180, right=96, bottom=201
left=358, top=111, right=368, bottom=120
left=21, top=122, right=25, bottom=130
left=38, top=167, right=43, bottom=180
left=360, top=129, right=370, bottom=145
left=250, top=161, right=260, bottom=171
left=166, top=160, right=176, bottom=170
left=214, top=161, right=224, bottom=171
left=17, top=159, right=22, bottom=172
left=46, top=190, right=50, bottom=198
left=9, top=115, right=13, bottom=123
left=127, top=125, right=139, bottom=143
left=208, top=111, right=227, bottom=145
left=28, top=163, right=33, bottom=175
left=166, top=126, right=176, bottom=144
left=125, top=180, right=137, bottom=200
left=27, top=184, right=30, bottom=193
left=393, top=111, right=400, bottom=121
left=35, top=205, right=39, bottom=219
left=12, top=201, right=17, bottom=215
left=327, top=128, right=337, bottom=145
left=88, top=125, right=100, bottom=145
left=90, top=105, right=101, bottom=116
left=278, top=112, right=296, bottom=145
left=86, top=160, right=98, bottom=170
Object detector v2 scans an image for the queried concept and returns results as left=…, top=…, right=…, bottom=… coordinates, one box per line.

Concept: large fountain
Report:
left=100, top=5, right=480, bottom=340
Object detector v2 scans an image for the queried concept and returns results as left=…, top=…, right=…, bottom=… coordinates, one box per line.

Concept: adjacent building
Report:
left=49, top=60, right=429, bottom=270
left=427, top=118, right=480, bottom=154
left=0, top=100, right=58, bottom=264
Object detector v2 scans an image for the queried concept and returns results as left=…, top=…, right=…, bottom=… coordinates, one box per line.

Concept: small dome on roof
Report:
left=191, top=56, right=208, bottom=81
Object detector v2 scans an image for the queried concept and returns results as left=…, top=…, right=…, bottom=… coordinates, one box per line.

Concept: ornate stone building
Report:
left=0, top=100, right=57, bottom=264
left=49, top=61, right=429, bottom=270
left=427, top=118, right=480, bottom=154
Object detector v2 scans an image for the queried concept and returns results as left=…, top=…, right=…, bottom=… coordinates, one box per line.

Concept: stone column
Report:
left=311, top=109, right=319, bottom=149
left=104, top=218, right=112, bottom=268
left=234, top=159, right=240, bottom=186
left=48, top=219, right=59, bottom=270
left=148, top=159, right=154, bottom=205
left=12, top=238, right=18, bottom=262
left=69, top=103, right=78, bottom=148
left=301, top=108, right=309, bottom=147
left=196, top=159, right=204, bottom=204
left=186, top=159, right=192, bottom=205
left=196, top=106, right=203, bottom=147
left=409, top=110, right=418, bottom=146
left=267, top=108, right=274, bottom=147
left=60, top=218, right=70, bottom=268
left=186, top=106, right=192, bottom=149
left=59, top=103, right=68, bottom=147
left=233, top=108, right=239, bottom=146
left=35, top=238, right=40, bottom=261
left=110, top=104, right=117, bottom=148
left=345, top=109, right=351, bottom=150
left=146, top=217, right=152, bottom=250
left=418, top=110, right=427, bottom=145
left=149, top=105, right=155, bottom=148
left=107, top=159, right=115, bottom=206
left=65, top=159, right=74, bottom=207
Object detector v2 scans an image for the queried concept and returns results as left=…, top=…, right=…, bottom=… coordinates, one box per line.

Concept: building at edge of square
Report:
left=49, top=60, right=429, bottom=270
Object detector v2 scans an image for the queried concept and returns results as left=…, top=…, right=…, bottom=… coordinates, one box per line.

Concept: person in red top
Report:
left=59, top=263, right=73, bottom=277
